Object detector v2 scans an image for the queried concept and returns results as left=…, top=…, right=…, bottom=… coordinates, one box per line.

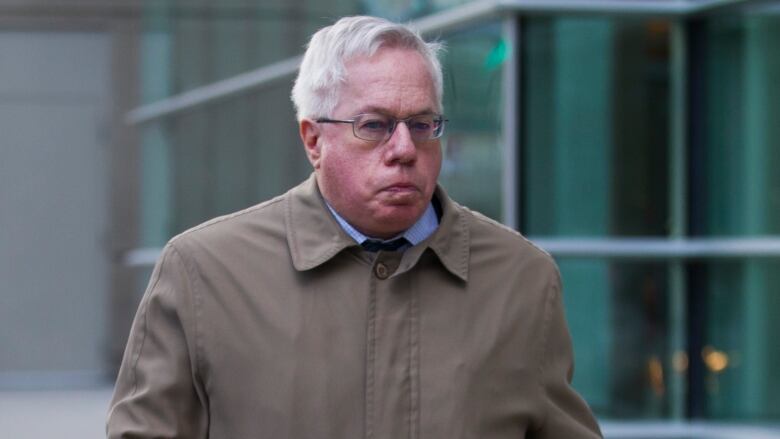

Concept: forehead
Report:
left=335, top=47, right=438, bottom=117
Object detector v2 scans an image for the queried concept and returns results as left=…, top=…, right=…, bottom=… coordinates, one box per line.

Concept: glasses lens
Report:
left=352, top=113, right=445, bottom=141
left=408, top=115, right=445, bottom=140
left=354, top=114, right=391, bottom=141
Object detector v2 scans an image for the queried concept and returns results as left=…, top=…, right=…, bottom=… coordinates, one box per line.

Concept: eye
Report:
left=409, top=117, right=434, bottom=132
left=357, top=115, right=390, bottom=133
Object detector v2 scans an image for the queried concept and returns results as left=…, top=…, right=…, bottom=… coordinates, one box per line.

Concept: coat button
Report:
left=375, top=262, right=389, bottom=279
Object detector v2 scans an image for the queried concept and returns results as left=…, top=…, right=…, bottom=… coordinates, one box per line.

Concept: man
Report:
left=107, top=15, right=602, bottom=439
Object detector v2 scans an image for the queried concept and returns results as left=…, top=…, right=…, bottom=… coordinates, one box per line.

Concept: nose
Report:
left=383, top=121, right=417, bottom=165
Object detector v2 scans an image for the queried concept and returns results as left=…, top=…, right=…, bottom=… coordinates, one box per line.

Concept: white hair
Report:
left=291, top=15, right=444, bottom=121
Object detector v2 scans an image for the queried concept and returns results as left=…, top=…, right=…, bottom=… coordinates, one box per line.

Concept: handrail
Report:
left=600, top=420, right=780, bottom=439
left=532, top=236, right=780, bottom=259
left=126, top=55, right=301, bottom=125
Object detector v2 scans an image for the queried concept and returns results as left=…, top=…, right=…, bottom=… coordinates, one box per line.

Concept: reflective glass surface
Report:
left=692, top=12, right=780, bottom=237
left=138, top=8, right=507, bottom=243
left=141, top=1, right=361, bottom=97
left=521, top=16, right=674, bottom=418
left=140, top=85, right=309, bottom=246
left=556, top=259, right=673, bottom=419
left=691, top=10, right=780, bottom=420
left=696, top=260, right=780, bottom=420
left=438, top=23, right=504, bottom=221
left=522, top=17, right=670, bottom=237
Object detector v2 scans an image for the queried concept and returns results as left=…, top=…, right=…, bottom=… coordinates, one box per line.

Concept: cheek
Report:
left=320, top=149, right=372, bottom=198
left=420, top=148, right=443, bottom=187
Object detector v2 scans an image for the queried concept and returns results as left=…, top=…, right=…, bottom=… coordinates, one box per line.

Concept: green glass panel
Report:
left=141, top=1, right=362, bottom=95
left=523, top=17, right=670, bottom=238
left=522, top=16, right=672, bottom=419
left=140, top=3, right=173, bottom=105
left=557, top=259, right=672, bottom=419
left=140, top=123, right=172, bottom=248
left=437, top=23, right=504, bottom=221
left=139, top=4, right=174, bottom=247
left=247, top=84, right=312, bottom=203
left=362, top=0, right=430, bottom=20
left=159, top=84, right=308, bottom=237
left=699, top=15, right=780, bottom=236
left=138, top=1, right=362, bottom=244
left=361, top=0, right=475, bottom=20
left=702, top=260, right=780, bottom=420
left=696, top=12, right=780, bottom=421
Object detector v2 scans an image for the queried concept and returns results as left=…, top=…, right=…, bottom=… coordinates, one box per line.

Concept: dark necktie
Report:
left=361, top=237, right=409, bottom=252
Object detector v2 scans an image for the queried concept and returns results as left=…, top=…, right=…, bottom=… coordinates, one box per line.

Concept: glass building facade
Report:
left=125, top=0, right=780, bottom=434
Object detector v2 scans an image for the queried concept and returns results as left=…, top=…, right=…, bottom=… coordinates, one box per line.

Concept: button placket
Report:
left=369, top=252, right=411, bottom=439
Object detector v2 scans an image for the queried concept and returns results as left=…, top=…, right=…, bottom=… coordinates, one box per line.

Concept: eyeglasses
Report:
left=316, top=113, right=447, bottom=142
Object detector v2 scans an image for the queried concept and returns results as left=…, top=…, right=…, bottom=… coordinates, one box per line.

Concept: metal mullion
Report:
left=668, top=18, right=690, bottom=421
left=501, top=14, right=520, bottom=230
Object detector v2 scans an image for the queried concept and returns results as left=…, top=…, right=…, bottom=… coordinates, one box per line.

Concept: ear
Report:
left=299, top=118, right=322, bottom=169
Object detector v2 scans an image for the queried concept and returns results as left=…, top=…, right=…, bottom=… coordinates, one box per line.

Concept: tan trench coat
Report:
left=107, top=174, right=602, bottom=438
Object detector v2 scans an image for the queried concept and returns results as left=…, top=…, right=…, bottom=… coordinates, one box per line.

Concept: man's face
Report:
left=300, top=47, right=442, bottom=239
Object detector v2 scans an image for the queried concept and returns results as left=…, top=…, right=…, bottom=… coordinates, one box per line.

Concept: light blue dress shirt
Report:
left=325, top=201, right=439, bottom=250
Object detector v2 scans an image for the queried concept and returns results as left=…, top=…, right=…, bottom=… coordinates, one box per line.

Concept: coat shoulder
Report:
left=457, top=203, right=558, bottom=273
left=168, top=192, right=288, bottom=253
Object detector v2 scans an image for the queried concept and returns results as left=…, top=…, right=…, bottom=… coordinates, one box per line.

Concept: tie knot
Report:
left=361, top=237, right=409, bottom=252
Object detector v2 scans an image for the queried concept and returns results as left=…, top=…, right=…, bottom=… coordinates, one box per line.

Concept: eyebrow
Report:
left=352, top=106, right=439, bottom=117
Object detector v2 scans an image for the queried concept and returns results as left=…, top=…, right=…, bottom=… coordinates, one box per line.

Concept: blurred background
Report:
left=1, top=0, right=779, bottom=438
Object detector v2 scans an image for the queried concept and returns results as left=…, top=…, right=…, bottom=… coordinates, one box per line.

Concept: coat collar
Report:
left=285, top=174, right=355, bottom=271
left=285, top=174, right=469, bottom=282
left=424, top=185, right=470, bottom=282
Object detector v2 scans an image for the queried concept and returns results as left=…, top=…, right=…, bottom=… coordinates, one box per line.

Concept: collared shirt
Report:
left=325, top=201, right=439, bottom=248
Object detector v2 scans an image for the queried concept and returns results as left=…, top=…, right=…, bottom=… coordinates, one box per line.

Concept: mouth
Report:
left=381, top=183, right=419, bottom=193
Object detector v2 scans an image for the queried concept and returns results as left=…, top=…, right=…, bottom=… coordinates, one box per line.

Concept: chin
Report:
left=376, top=209, right=422, bottom=231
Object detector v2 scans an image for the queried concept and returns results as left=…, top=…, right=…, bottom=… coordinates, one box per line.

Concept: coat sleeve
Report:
left=106, top=243, right=209, bottom=438
left=530, top=269, right=603, bottom=439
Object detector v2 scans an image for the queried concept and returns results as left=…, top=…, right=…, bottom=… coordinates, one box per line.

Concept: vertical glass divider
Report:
left=669, top=18, right=689, bottom=420
left=501, top=14, right=520, bottom=230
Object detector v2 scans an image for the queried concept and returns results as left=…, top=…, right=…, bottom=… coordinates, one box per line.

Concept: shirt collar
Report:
left=325, top=201, right=438, bottom=247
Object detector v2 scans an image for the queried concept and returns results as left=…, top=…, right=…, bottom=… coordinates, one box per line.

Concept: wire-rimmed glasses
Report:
left=316, top=113, right=447, bottom=142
